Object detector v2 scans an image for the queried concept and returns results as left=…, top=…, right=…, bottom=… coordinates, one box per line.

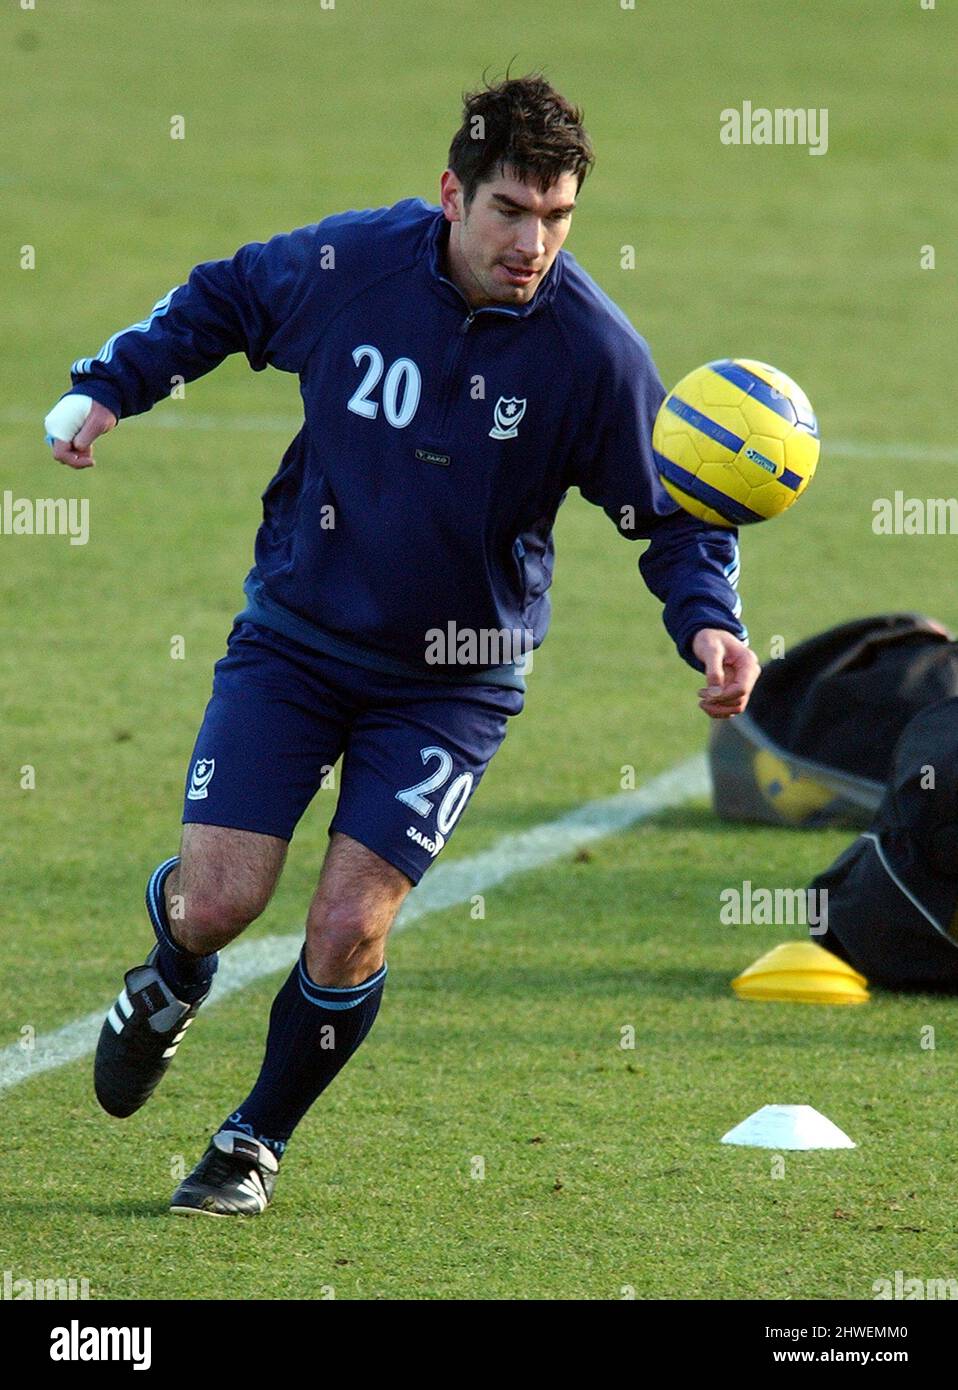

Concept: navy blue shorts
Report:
left=181, top=622, right=524, bottom=885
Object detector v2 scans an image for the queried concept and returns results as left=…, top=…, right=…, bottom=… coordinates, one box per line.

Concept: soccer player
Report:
left=45, top=75, right=760, bottom=1216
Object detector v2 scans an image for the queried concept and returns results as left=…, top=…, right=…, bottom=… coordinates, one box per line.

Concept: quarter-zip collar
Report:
left=424, top=206, right=562, bottom=320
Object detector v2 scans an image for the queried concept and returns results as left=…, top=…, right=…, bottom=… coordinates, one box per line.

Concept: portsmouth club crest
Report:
left=186, top=757, right=215, bottom=801
left=489, top=396, right=527, bottom=440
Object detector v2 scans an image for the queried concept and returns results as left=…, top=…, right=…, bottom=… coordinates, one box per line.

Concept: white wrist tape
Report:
left=44, top=394, right=94, bottom=446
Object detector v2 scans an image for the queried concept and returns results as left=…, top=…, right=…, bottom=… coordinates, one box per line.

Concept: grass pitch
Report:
left=1, top=0, right=956, bottom=1300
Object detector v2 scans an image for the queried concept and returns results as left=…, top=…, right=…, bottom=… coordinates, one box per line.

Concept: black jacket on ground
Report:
left=811, top=697, right=958, bottom=991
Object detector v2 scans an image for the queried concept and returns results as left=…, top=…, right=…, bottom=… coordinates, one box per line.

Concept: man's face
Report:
left=440, top=166, right=578, bottom=309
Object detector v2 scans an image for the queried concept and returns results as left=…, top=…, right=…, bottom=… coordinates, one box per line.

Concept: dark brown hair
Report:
left=447, top=73, right=594, bottom=208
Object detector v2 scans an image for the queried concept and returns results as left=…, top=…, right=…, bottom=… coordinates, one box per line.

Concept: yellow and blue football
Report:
left=652, top=358, right=820, bottom=527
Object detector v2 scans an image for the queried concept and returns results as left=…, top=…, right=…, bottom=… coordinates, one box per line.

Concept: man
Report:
left=45, top=74, right=760, bottom=1217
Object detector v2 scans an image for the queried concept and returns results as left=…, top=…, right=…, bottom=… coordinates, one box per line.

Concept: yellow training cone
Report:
left=732, top=941, right=869, bottom=1005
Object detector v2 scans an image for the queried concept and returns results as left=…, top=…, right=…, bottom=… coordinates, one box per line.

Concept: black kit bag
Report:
left=709, top=613, right=958, bottom=827
left=809, top=697, right=958, bottom=991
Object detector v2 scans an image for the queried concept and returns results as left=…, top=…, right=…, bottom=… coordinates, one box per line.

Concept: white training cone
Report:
left=720, top=1104, right=856, bottom=1151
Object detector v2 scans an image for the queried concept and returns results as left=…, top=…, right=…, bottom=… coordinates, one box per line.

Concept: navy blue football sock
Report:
left=220, top=948, right=387, bottom=1156
left=145, top=856, right=218, bottom=1004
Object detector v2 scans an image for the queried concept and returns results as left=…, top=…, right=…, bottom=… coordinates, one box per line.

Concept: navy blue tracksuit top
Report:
left=63, top=198, right=747, bottom=687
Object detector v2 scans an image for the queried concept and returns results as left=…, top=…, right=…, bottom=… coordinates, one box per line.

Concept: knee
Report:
left=306, top=903, right=384, bottom=979
left=172, top=890, right=265, bottom=955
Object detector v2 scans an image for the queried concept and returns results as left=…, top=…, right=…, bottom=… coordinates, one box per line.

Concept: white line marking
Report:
left=7, top=406, right=958, bottom=464
left=0, top=756, right=708, bottom=1095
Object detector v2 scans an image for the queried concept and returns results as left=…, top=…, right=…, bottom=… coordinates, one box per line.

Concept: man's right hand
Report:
left=47, top=397, right=118, bottom=469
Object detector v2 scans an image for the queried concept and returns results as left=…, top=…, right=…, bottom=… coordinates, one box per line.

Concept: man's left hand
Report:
left=691, top=628, right=761, bottom=720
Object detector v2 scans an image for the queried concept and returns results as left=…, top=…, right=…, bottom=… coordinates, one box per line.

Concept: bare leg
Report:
left=164, top=823, right=289, bottom=955
left=304, top=832, right=413, bottom=985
